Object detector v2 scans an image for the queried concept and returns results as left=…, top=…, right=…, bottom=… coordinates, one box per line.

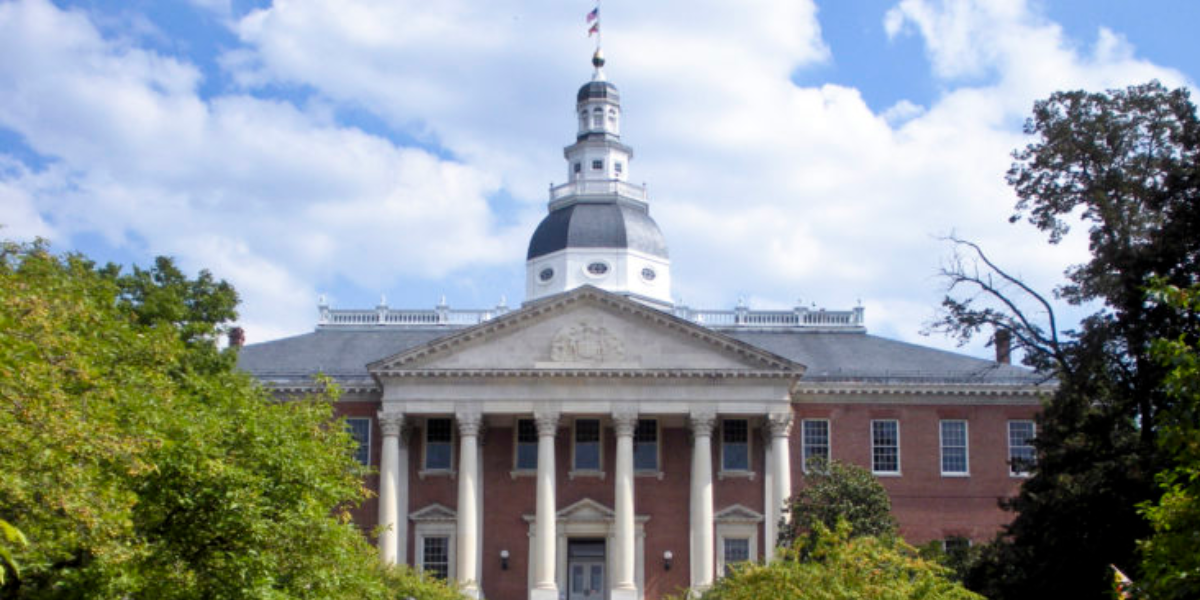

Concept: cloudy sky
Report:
left=1, top=0, right=1197, bottom=357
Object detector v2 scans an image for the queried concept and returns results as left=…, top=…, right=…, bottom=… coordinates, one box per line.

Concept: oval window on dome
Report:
left=539, top=267, right=555, bottom=282
left=587, top=262, right=609, bottom=276
left=641, top=267, right=657, bottom=282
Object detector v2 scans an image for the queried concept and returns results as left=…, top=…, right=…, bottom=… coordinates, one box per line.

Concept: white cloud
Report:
left=0, top=0, right=1192, bottom=357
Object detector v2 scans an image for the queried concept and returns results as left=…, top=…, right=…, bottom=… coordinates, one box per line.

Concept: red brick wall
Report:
left=791, top=402, right=1039, bottom=544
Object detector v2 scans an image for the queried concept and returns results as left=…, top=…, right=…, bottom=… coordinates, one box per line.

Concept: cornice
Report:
left=793, top=380, right=1053, bottom=404
left=373, top=368, right=800, bottom=380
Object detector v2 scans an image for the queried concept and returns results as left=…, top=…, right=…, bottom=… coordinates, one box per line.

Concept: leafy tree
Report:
left=929, top=81, right=1200, bottom=598
left=1137, top=283, right=1200, bottom=600
left=779, top=458, right=896, bottom=548
left=678, top=521, right=981, bottom=600
left=0, top=240, right=461, bottom=599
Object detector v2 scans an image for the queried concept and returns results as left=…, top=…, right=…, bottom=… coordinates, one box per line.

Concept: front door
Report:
left=568, top=539, right=606, bottom=600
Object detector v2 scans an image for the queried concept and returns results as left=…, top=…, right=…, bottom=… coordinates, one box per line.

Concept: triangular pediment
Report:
left=557, top=498, right=615, bottom=522
left=409, top=503, right=456, bottom=522
left=368, top=286, right=804, bottom=376
left=714, top=504, right=764, bottom=523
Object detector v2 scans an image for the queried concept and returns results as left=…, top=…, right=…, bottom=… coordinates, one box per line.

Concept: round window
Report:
left=539, top=267, right=555, bottom=282
left=587, top=262, right=609, bottom=276
left=641, top=267, right=657, bottom=281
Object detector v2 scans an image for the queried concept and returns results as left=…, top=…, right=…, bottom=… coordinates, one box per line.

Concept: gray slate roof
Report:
left=238, top=325, right=1043, bottom=385
left=526, top=201, right=669, bottom=260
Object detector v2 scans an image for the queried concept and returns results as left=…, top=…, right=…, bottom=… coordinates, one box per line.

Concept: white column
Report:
left=377, top=410, right=405, bottom=564
left=689, top=411, right=716, bottom=589
left=456, top=410, right=483, bottom=597
left=531, top=410, right=560, bottom=600
left=768, top=411, right=793, bottom=560
left=612, top=410, right=638, bottom=599
left=762, top=425, right=776, bottom=562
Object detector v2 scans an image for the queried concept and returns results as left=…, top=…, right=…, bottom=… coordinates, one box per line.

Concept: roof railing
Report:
left=317, top=296, right=865, bottom=331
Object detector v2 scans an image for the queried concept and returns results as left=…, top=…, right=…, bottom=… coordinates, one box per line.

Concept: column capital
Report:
left=689, top=410, right=717, bottom=437
left=534, top=409, right=560, bottom=436
left=612, top=409, right=639, bottom=437
left=378, top=410, right=405, bottom=437
left=767, top=411, right=794, bottom=438
left=456, top=409, right=483, bottom=437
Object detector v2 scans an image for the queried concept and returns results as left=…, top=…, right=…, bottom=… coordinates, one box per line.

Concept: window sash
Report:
left=801, top=419, right=829, bottom=472
left=722, top=419, right=750, bottom=471
left=574, top=419, right=601, bottom=471
left=345, top=417, right=371, bottom=466
left=633, top=419, right=658, bottom=471
left=422, top=536, right=450, bottom=580
left=516, top=419, right=538, bottom=470
left=940, top=420, right=969, bottom=475
left=1008, top=421, right=1036, bottom=475
left=871, top=420, right=899, bottom=474
left=425, top=418, right=453, bottom=470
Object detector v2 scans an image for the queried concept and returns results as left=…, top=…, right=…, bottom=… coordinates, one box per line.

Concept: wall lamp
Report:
left=663, top=550, right=673, bottom=571
left=500, top=549, right=510, bottom=571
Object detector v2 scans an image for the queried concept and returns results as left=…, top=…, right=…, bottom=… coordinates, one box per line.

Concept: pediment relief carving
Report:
left=550, top=321, right=625, bottom=364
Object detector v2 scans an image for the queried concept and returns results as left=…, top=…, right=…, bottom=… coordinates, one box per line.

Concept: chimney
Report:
left=994, top=329, right=1012, bottom=365
left=228, top=327, right=246, bottom=349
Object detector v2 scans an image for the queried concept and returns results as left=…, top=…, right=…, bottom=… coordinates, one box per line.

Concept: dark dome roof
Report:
left=578, top=80, right=619, bottom=103
left=527, top=202, right=668, bottom=260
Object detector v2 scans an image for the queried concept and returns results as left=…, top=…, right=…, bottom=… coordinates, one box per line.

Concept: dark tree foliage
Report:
left=779, top=458, right=897, bottom=549
left=929, top=82, right=1200, bottom=599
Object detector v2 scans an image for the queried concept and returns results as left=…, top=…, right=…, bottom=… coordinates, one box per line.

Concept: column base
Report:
left=529, top=587, right=559, bottom=600
left=611, top=587, right=638, bottom=600
left=461, top=584, right=481, bottom=599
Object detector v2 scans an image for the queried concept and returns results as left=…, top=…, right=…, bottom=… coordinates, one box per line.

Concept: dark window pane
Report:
left=575, top=419, right=601, bottom=470
left=516, top=419, right=538, bottom=470
left=423, top=536, right=449, bottom=579
left=345, top=417, right=371, bottom=465
left=633, top=419, right=657, bottom=471
left=723, top=419, right=749, bottom=470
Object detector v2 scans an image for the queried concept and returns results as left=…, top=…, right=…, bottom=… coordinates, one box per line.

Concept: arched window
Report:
left=607, top=108, right=617, bottom=127
left=592, top=107, right=603, bottom=128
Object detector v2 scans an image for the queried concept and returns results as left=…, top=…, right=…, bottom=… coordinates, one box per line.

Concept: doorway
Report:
left=567, top=539, right=606, bottom=600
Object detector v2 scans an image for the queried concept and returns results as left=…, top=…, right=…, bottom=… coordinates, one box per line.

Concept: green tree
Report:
left=929, top=81, right=1200, bottom=598
left=1137, top=283, right=1200, bottom=600
left=0, top=240, right=461, bottom=599
left=680, top=521, right=981, bottom=600
left=779, top=458, right=896, bottom=548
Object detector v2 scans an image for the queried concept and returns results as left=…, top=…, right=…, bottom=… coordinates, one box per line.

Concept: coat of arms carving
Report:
left=550, top=321, right=625, bottom=363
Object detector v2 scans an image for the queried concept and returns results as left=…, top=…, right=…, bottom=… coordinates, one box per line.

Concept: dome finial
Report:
left=591, top=47, right=606, bottom=81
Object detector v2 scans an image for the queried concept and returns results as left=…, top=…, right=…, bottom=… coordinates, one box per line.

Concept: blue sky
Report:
left=1, top=0, right=1196, bottom=356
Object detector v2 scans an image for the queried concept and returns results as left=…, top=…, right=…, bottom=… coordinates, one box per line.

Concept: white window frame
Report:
left=714, top=504, right=762, bottom=577
left=871, top=419, right=901, bottom=476
left=942, top=536, right=972, bottom=553
left=939, top=420, right=970, bottom=477
left=801, top=419, right=830, bottom=473
left=1008, top=420, right=1037, bottom=477
left=345, top=416, right=371, bottom=466
left=420, top=417, right=456, bottom=478
left=633, top=418, right=661, bottom=477
left=719, top=418, right=754, bottom=478
left=411, top=504, right=457, bottom=581
left=569, top=418, right=605, bottom=479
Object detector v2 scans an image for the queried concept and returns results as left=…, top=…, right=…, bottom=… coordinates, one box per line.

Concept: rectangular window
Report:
left=515, top=419, right=538, bottom=471
left=633, top=419, right=658, bottom=471
left=871, top=420, right=900, bottom=474
left=574, top=419, right=601, bottom=471
left=614, top=161, right=623, bottom=175
left=723, top=538, right=750, bottom=575
left=940, top=420, right=969, bottom=475
left=801, top=419, right=830, bottom=472
left=422, top=536, right=450, bottom=580
left=591, top=159, right=603, bottom=170
left=345, top=417, right=371, bottom=466
left=1008, top=420, right=1036, bottom=476
left=943, top=536, right=971, bottom=555
left=425, top=418, right=453, bottom=470
left=722, top=419, right=750, bottom=471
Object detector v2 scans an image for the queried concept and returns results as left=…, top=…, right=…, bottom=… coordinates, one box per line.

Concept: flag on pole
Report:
left=586, top=8, right=599, bottom=23
left=588, top=22, right=600, bottom=36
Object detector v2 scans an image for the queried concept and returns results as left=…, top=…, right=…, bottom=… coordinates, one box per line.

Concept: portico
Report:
left=368, top=288, right=803, bottom=599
